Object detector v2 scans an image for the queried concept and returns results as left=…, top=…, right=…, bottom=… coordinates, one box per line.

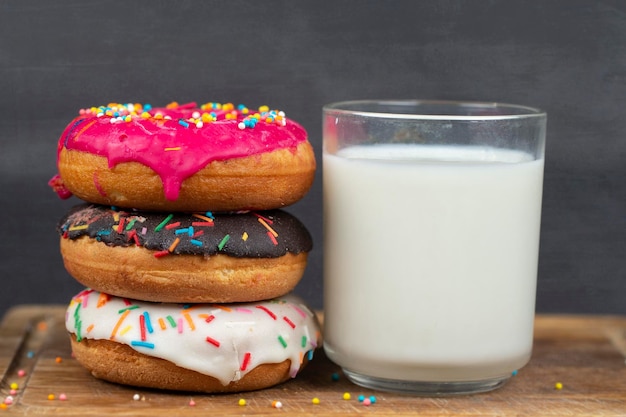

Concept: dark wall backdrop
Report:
left=1, top=0, right=624, bottom=318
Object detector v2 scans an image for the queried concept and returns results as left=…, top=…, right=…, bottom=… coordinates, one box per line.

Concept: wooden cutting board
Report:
left=1, top=305, right=625, bottom=416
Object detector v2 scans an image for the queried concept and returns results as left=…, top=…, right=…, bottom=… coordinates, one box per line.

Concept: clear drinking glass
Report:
left=322, top=100, right=546, bottom=395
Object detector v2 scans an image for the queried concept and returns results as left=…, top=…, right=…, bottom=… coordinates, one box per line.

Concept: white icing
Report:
left=65, top=289, right=321, bottom=386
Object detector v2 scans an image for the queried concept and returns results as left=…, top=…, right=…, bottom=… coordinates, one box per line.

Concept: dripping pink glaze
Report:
left=57, top=103, right=308, bottom=201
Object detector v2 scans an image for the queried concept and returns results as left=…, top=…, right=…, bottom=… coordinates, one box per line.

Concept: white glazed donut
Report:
left=65, top=289, right=322, bottom=393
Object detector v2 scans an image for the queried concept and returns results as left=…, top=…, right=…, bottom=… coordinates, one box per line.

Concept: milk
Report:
left=323, top=144, right=544, bottom=382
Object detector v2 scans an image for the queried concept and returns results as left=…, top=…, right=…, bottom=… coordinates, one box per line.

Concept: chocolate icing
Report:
left=58, top=204, right=312, bottom=258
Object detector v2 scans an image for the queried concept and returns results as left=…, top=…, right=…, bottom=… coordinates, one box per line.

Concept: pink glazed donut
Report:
left=51, top=102, right=316, bottom=212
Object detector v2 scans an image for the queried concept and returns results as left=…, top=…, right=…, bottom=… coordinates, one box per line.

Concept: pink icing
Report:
left=57, top=102, right=308, bottom=201
left=48, top=174, right=72, bottom=199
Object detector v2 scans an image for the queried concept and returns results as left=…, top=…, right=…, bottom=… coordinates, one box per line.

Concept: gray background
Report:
left=1, top=0, right=624, bottom=318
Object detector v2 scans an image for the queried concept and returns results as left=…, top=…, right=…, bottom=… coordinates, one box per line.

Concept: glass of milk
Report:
left=323, top=100, right=546, bottom=395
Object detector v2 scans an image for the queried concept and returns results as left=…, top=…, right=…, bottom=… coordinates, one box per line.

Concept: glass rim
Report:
left=323, top=99, right=546, bottom=121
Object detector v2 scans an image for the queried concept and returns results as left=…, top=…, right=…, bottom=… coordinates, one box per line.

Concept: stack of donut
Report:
left=50, top=101, right=321, bottom=393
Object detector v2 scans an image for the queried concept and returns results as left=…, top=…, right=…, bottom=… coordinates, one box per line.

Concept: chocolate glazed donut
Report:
left=58, top=204, right=313, bottom=303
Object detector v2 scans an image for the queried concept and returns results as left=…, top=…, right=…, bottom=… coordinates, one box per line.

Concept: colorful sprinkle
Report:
left=154, top=214, right=174, bottom=232
left=116, top=218, right=125, bottom=233
left=143, top=311, right=153, bottom=333
left=267, top=231, right=279, bottom=246
left=271, top=400, right=282, bottom=409
left=97, top=292, right=110, bottom=307
left=127, top=230, right=140, bottom=246
left=119, top=325, right=132, bottom=336
left=256, top=305, right=277, bottom=320
left=168, top=237, right=180, bottom=252
left=139, top=314, right=147, bottom=341
left=192, top=213, right=214, bottom=222
left=191, top=221, right=213, bottom=227
left=206, top=336, right=220, bottom=347
left=240, top=352, right=252, bottom=371
left=68, top=224, right=89, bottom=231
left=312, top=397, right=320, bottom=405
left=278, top=335, right=288, bottom=348
left=555, top=382, right=563, bottom=390
left=283, top=316, right=296, bottom=329
left=47, top=394, right=55, bottom=401
left=183, top=312, right=196, bottom=331
left=125, top=218, right=138, bottom=230
left=110, top=310, right=131, bottom=340
left=59, top=393, right=68, bottom=401
left=217, top=234, right=230, bottom=250
left=292, top=305, right=309, bottom=318
left=118, top=305, right=139, bottom=314
left=238, top=398, right=247, bottom=406
left=257, top=217, right=278, bottom=237
left=165, top=221, right=181, bottom=230
left=342, top=392, right=351, bottom=400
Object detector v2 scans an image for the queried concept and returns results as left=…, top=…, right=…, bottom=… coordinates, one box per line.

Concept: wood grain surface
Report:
left=1, top=305, right=625, bottom=416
